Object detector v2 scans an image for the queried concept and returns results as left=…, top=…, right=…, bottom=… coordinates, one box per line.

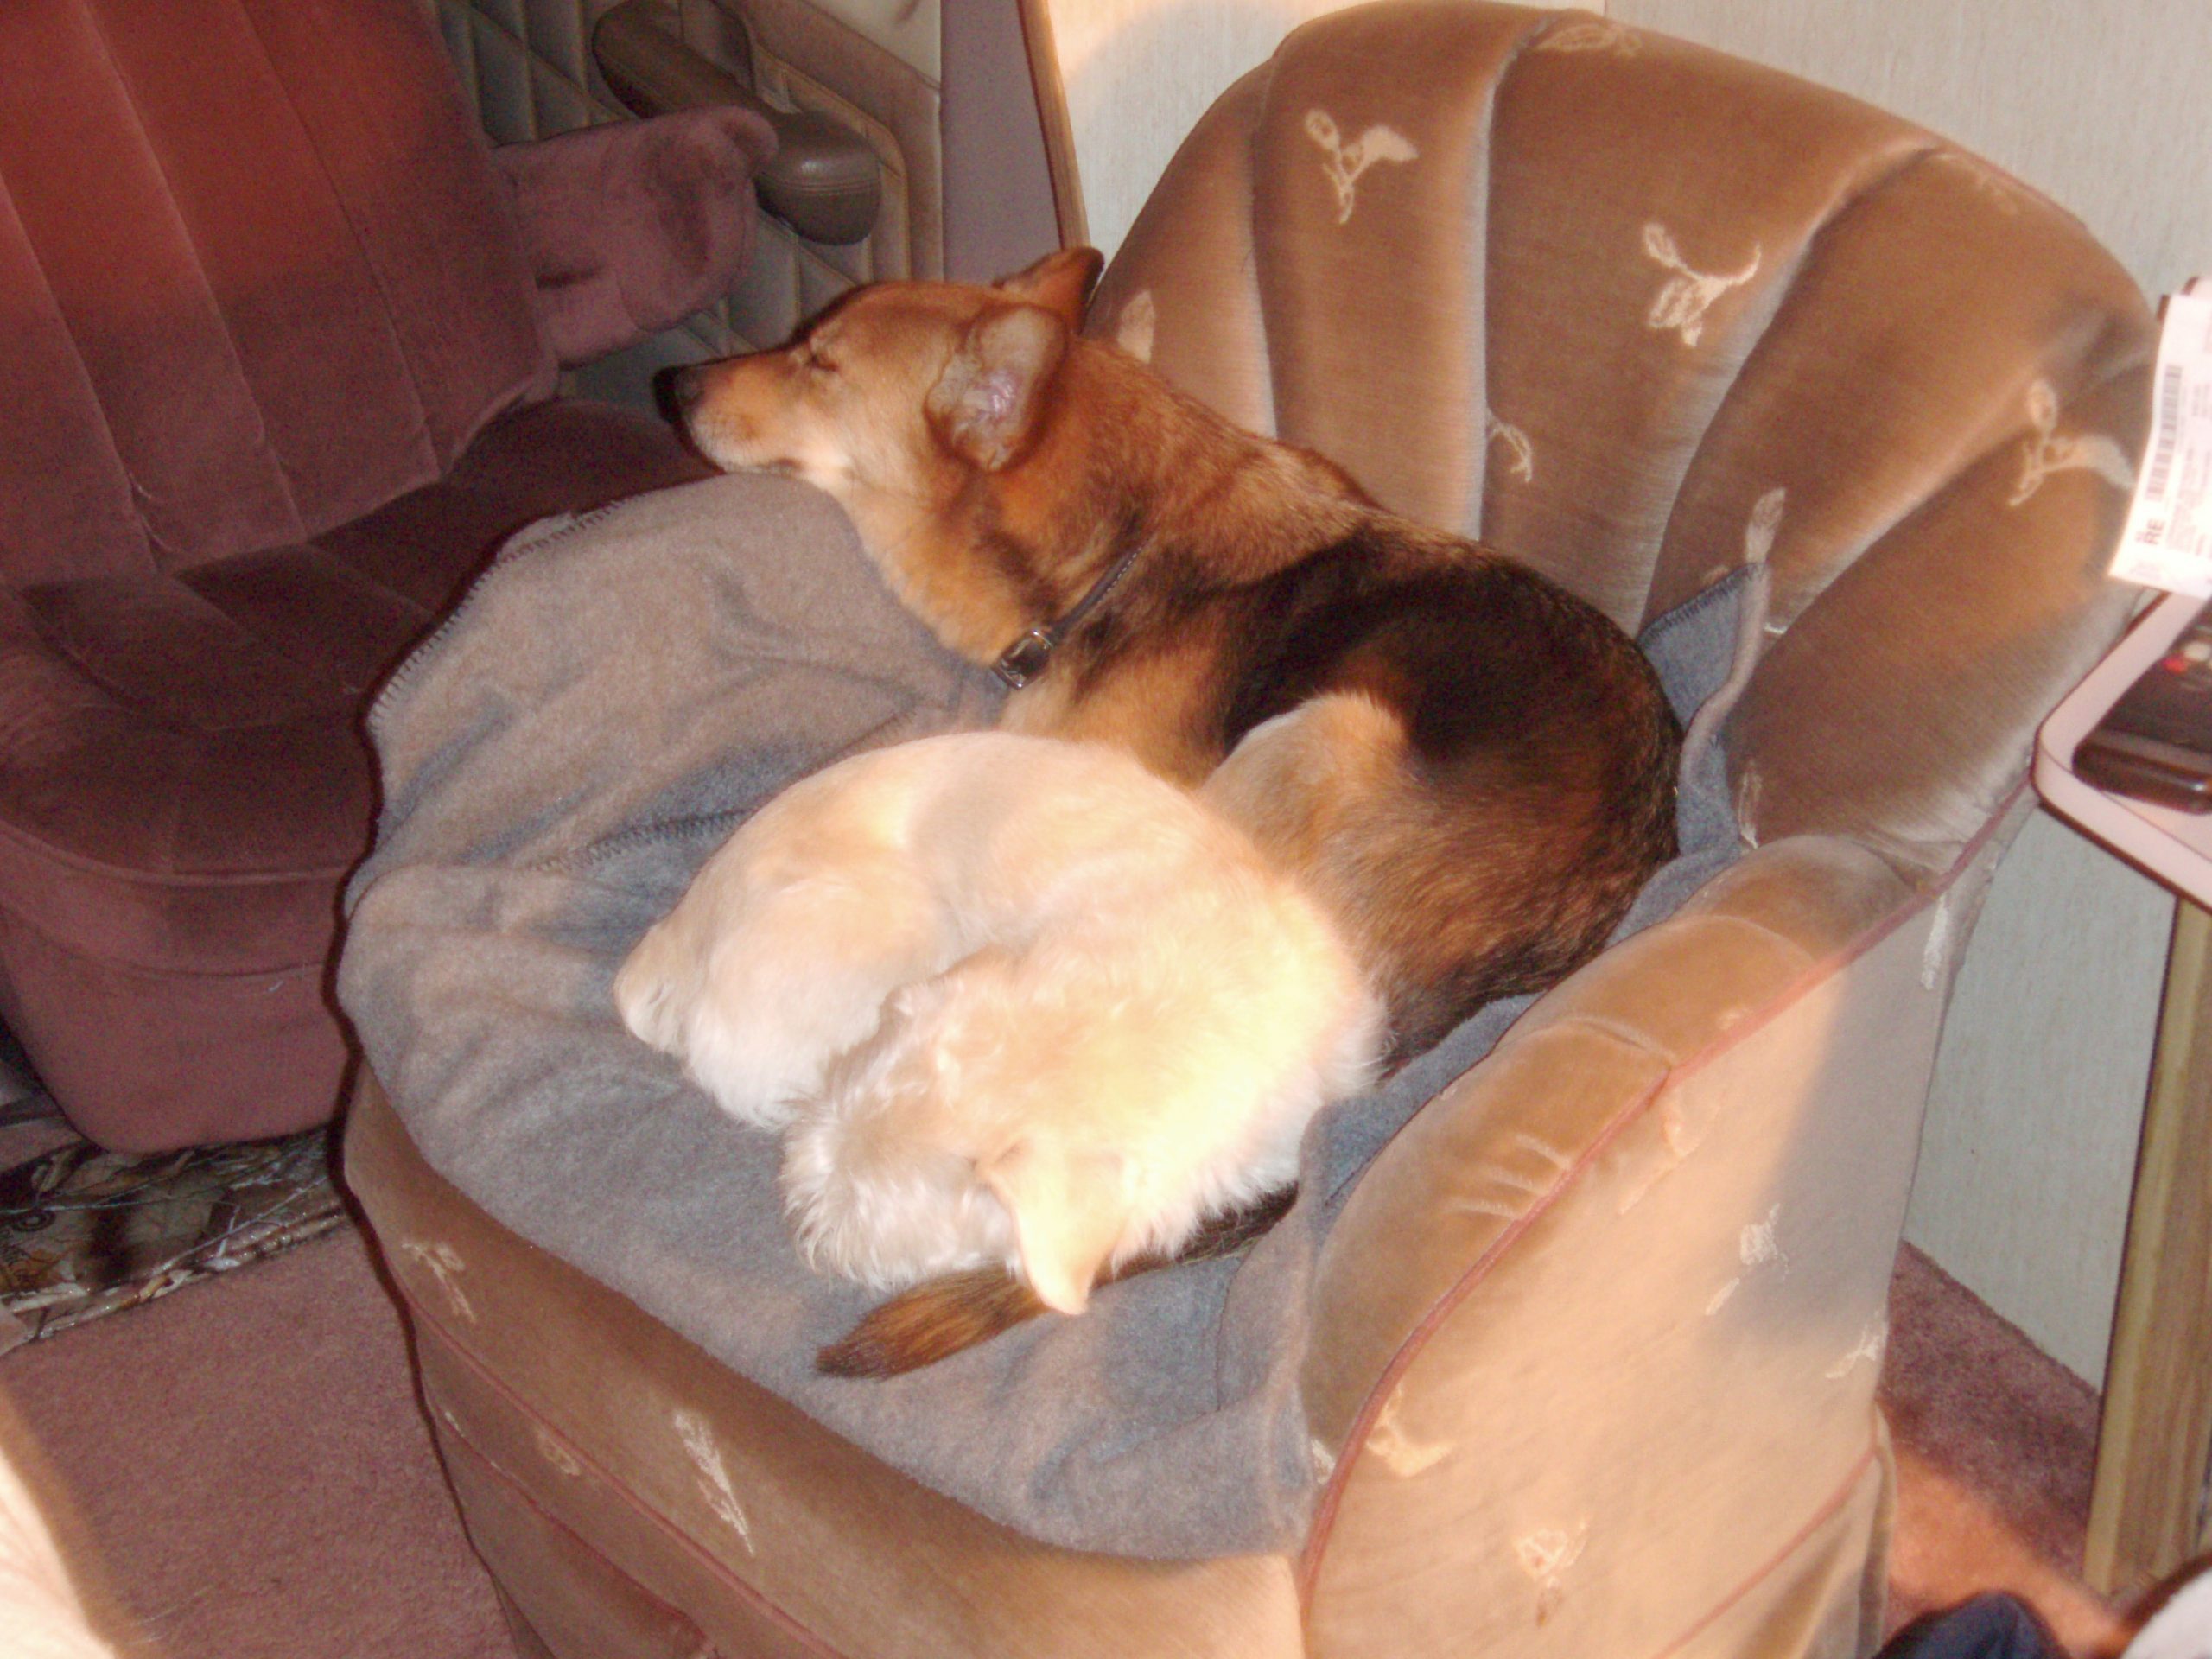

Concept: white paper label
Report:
left=2113, top=280, right=2212, bottom=594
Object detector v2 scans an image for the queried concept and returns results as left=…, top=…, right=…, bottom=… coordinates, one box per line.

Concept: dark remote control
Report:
left=2076, top=599, right=2212, bottom=811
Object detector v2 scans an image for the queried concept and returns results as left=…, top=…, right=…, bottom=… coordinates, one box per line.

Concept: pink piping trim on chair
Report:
left=401, top=1292, right=855, bottom=1659
left=1650, top=1442, right=1881, bottom=1659
left=436, top=1427, right=733, bottom=1651
left=1295, top=790, right=2023, bottom=1613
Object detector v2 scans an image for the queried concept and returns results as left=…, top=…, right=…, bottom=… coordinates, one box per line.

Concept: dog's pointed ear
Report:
left=979, top=1141, right=1127, bottom=1316
left=925, top=303, right=1069, bottom=472
left=995, top=247, right=1104, bottom=331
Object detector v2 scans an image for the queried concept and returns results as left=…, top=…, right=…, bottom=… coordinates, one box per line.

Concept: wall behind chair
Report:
left=1042, top=0, right=1379, bottom=259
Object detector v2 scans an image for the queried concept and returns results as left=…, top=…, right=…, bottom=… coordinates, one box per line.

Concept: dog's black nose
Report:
left=657, top=364, right=706, bottom=424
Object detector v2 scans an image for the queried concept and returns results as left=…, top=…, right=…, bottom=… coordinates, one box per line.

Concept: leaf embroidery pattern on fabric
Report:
left=1486, top=410, right=1535, bottom=482
left=1305, top=109, right=1419, bottom=225
left=401, top=1239, right=476, bottom=1324
left=1745, top=486, right=1785, bottom=565
left=1643, top=222, right=1761, bottom=346
left=1826, top=1315, right=1890, bottom=1380
left=1114, top=289, right=1156, bottom=363
left=1367, top=1382, right=1453, bottom=1477
left=2012, top=378, right=2134, bottom=505
left=1932, top=150, right=2027, bottom=217
left=672, top=1409, right=758, bottom=1554
left=1535, top=18, right=1643, bottom=57
left=1515, top=1520, right=1591, bottom=1624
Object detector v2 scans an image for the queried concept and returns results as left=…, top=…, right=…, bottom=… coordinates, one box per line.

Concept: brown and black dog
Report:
left=664, top=248, right=1681, bottom=1371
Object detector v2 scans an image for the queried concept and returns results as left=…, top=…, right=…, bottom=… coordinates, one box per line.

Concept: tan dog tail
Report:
left=817, top=1267, right=1048, bottom=1378
left=815, top=1188, right=1298, bottom=1378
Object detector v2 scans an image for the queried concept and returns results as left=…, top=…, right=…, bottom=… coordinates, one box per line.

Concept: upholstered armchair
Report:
left=0, top=0, right=772, bottom=1148
left=343, top=4, right=2152, bottom=1656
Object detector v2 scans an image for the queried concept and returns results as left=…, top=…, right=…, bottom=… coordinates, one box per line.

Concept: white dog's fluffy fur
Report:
left=613, top=731, right=1380, bottom=1316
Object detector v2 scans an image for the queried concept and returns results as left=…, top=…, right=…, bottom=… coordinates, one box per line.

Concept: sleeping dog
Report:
left=615, top=732, right=1380, bottom=1329
left=659, top=249, right=1681, bottom=1370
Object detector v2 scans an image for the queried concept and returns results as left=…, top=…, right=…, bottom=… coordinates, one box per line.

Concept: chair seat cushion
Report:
left=339, top=480, right=1748, bottom=1557
left=0, top=399, right=707, bottom=1149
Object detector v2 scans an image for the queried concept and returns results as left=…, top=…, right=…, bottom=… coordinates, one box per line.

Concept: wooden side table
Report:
left=2037, top=588, right=2212, bottom=1597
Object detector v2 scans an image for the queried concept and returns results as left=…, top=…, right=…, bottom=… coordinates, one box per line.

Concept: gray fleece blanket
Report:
left=339, top=472, right=1751, bottom=1559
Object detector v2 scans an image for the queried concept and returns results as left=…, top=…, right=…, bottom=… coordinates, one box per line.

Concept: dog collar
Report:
left=991, top=542, right=1144, bottom=690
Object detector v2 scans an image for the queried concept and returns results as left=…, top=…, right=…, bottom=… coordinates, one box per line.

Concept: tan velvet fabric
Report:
left=1088, top=1, right=2152, bottom=881
left=1297, top=833, right=1965, bottom=1653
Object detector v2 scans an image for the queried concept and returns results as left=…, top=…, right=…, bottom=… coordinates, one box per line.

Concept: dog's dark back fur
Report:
left=1201, top=531, right=1676, bottom=1059
left=980, top=362, right=1682, bottom=1063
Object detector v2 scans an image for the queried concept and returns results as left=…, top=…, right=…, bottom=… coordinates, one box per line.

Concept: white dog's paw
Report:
left=678, top=993, right=854, bottom=1133
left=612, top=920, right=690, bottom=1053
left=613, top=918, right=813, bottom=1131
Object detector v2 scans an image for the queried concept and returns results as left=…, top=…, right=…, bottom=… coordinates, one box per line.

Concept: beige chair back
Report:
left=1090, top=1, right=2152, bottom=879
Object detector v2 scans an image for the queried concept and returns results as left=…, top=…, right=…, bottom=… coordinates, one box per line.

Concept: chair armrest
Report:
left=1294, top=834, right=1958, bottom=1651
left=592, top=0, right=882, bottom=248
left=491, top=107, right=776, bottom=369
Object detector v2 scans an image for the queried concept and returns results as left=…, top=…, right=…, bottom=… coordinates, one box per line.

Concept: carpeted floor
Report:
left=0, top=1173, right=2144, bottom=1659
left=2, top=1218, right=512, bottom=1659
left=1881, top=1247, right=2130, bottom=1656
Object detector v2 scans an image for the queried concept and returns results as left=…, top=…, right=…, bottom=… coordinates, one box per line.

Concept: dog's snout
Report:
left=661, top=364, right=707, bottom=419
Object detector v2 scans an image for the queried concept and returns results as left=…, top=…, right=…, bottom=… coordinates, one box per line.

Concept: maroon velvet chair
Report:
left=0, top=0, right=772, bottom=1151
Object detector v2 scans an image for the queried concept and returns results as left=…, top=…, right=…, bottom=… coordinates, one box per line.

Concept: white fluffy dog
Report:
left=613, top=731, right=1380, bottom=1317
